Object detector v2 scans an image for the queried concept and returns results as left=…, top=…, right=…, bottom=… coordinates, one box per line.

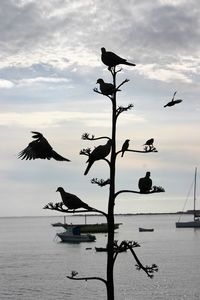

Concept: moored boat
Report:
left=176, top=167, right=200, bottom=228
left=139, top=227, right=154, bottom=232
left=56, top=226, right=96, bottom=243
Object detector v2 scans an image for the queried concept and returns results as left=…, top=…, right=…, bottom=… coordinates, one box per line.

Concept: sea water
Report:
left=0, top=214, right=200, bottom=300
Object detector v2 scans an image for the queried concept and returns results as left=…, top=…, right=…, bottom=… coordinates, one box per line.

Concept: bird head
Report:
left=96, top=78, right=104, bottom=84
left=101, top=47, right=106, bottom=53
left=56, top=187, right=63, bottom=193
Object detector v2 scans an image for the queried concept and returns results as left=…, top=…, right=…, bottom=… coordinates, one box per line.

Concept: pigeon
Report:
left=18, top=131, right=70, bottom=161
left=56, top=187, right=91, bottom=210
left=121, top=139, right=130, bottom=157
left=143, top=138, right=154, bottom=150
left=101, top=47, right=136, bottom=70
left=164, top=91, right=183, bottom=108
left=96, top=78, right=120, bottom=96
left=138, top=172, right=152, bottom=193
left=84, top=139, right=112, bottom=175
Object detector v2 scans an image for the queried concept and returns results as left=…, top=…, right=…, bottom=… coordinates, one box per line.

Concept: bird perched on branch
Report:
left=138, top=172, right=152, bottom=193
left=164, top=91, right=183, bottom=108
left=96, top=78, right=120, bottom=96
left=121, top=139, right=130, bottom=157
left=56, top=187, right=91, bottom=210
left=84, top=139, right=112, bottom=175
left=101, top=47, right=136, bottom=70
left=143, top=138, right=154, bottom=150
left=18, top=131, right=70, bottom=161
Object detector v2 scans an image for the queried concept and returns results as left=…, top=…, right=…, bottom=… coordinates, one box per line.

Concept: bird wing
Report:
left=18, top=140, right=42, bottom=160
left=172, top=91, right=177, bottom=101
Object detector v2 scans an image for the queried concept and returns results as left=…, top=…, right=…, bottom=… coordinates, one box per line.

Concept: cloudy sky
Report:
left=0, top=0, right=200, bottom=217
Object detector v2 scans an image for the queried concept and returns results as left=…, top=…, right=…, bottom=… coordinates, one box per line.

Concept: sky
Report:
left=0, top=0, right=200, bottom=217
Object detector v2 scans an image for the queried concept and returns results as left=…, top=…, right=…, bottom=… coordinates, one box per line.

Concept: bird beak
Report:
left=56, top=188, right=58, bottom=192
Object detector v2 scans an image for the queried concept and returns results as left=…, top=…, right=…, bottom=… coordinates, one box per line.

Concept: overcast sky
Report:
left=0, top=0, right=200, bottom=217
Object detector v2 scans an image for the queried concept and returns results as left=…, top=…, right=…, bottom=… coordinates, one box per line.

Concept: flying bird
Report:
left=84, top=139, right=112, bottom=175
left=143, top=138, right=154, bottom=150
left=164, top=91, right=183, bottom=108
left=121, top=139, right=130, bottom=157
left=96, top=78, right=120, bottom=96
left=101, top=47, right=136, bottom=70
left=56, top=187, right=91, bottom=210
left=18, top=131, right=70, bottom=161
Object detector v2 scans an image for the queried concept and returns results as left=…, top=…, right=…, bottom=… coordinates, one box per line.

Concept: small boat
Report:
left=176, top=167, right=200, bottom=228
left=95, top=246, right=127, bottom=253
left=56, top=226, right=96, bottom=243
left=139, top=227, right=154, bottom=232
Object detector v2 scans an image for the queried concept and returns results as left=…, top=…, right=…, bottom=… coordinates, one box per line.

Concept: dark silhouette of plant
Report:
left=44, top=50, right=165, bottom=300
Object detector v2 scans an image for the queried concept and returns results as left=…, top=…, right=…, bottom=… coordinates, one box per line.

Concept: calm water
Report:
left=0, top=214, right=200, bottom=300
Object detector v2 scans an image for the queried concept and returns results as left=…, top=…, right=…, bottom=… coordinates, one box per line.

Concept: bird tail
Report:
left=124, top=62, right=136, bottom=66
left=121, top=152, right=124, bottom=157
left=52, top=151, right=70, bottom=161
left=84, top=161, right=93, bottom=175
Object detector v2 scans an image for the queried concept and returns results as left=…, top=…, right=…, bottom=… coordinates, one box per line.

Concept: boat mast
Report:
left=194, top=167, right=197, bottom=221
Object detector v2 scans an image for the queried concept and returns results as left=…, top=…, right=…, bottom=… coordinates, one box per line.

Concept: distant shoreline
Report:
left=0, top=211, right=195, bottom=218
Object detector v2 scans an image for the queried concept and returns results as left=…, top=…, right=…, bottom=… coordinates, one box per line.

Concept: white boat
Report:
left=176, top=167, right=200, bottom=228
left=57, top=226, right=96, bottom=243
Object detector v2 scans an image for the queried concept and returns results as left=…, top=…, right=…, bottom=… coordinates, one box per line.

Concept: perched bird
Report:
left=101, top=47, right=136, bottom=70
left=164, top=91, right=183, bottom=108
left=138, top=171, right=152, bottom=193
left=96, top=78, right=120, bottom=96
left=121, top=139, right=130, bottom=157
left=18, top=131, right=70, bottom=161
left=143, top=138, right=154, bottom=150
left=56, top=187, right=91, bottom=210
left=84, top=139, right=112, bottom=175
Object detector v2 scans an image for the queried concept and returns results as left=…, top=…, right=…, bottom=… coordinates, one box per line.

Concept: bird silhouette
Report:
left=164, top=91, right=183, bottom=108
left=18, top=131, right=70, bottom=161
left=143, top=138, right=154, bottom=150
left=56, top=187, right=91, bottom=210
left=121, top=139, right=130, bottom=157
left=101, top=47, right=136, bottom=70
left=84, top=139, right=112, bottom=175
left=96, top=78, right=120, bottom=96
left=138, top=172, right=152, bottom=193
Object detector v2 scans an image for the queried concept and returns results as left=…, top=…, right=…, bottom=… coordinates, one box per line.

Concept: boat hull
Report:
left=53, top=223, right=122, bottom=233
left=139, top=227, right=154, bottom=232
left=176, top=221, right=200, bottom=228
left=57, top=232, right=96, bottom=243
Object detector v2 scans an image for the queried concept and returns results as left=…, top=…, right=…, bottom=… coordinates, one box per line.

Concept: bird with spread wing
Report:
left=18, top=131, right=70, bottom=161
left=164, top=91, right=183, bottom=108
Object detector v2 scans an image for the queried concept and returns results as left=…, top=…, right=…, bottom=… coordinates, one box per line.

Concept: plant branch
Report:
left=128, top=245, right=158, bottom=278
left=43, top=202, right=107, bottom=217
left=81, top=133, right=110, bottom=141
left=116, top=78, right=130, bottom=90
left=91, top=178, right=111, bottom=187
left=67, top=273, right=107, bottom=286
left=116, top=104, right=134, bottom=118
left=116, top=147, right=158, bottom=157
left=114, top=186, right=165, bottom=199
left=93, top=88, right=113, bottom=101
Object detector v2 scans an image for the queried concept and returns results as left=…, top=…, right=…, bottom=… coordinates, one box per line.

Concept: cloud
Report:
left=0, top=79, right=14, bottom=88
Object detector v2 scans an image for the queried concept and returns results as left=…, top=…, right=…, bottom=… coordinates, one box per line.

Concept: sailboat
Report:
left=176, top=167, right=200, bottom=228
